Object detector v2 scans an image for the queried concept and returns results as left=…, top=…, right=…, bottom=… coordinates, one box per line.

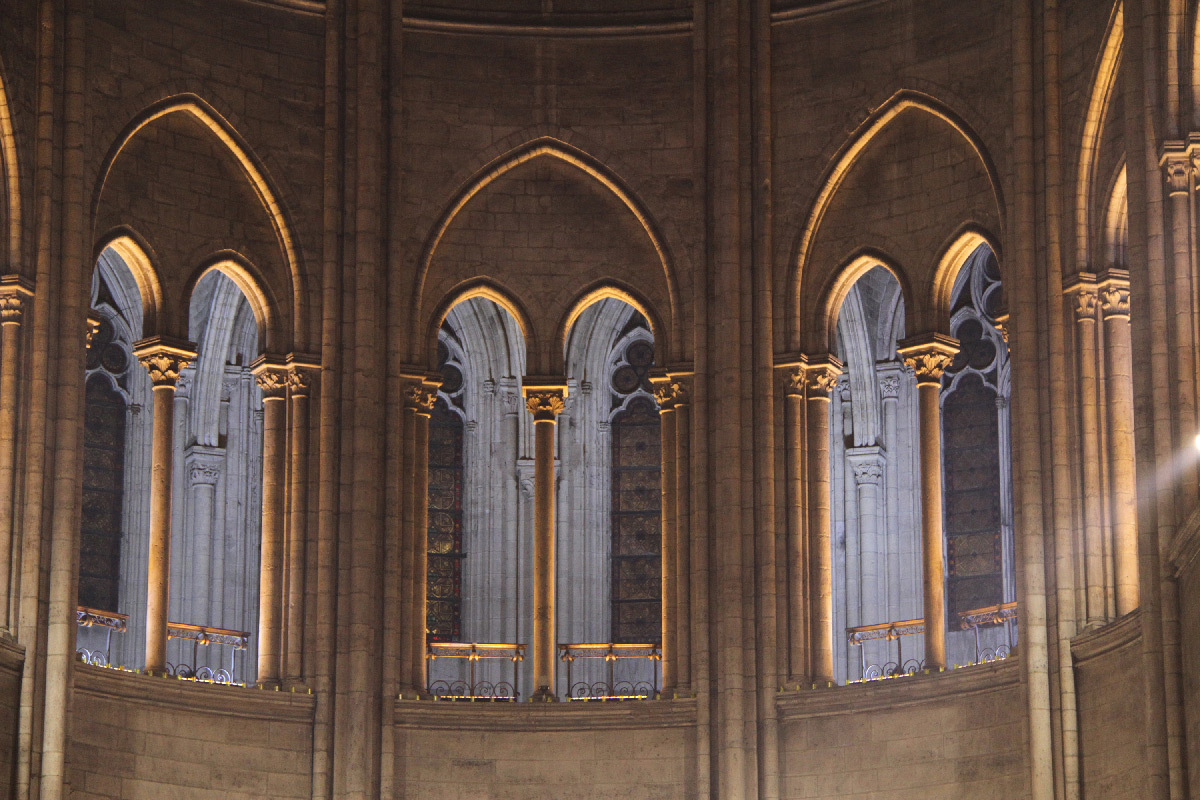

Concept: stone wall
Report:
left=66, top=666, right=314, bottom=800
left=393, top=699, right=695, bottom=799
left=1073, top=611, right=1146, bottom=800
left=778, top=661, right=1028, bottom=799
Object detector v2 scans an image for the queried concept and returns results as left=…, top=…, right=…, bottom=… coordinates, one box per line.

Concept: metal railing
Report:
left=559, top=643, right=661, bottom=700
left=75, top=606, right=128, bottom=667
left=165, top=622, right=250, bottom=684
left=957, top=601, right=1017, bottom=664
left=426, top=642, right=525, bottom=701
left=846, top=618, right=925, bottom=681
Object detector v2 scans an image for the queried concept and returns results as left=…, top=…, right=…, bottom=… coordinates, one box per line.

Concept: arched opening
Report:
left=939, top=244, right=1015, bottom=667
left=829, top=265, right=922, bottom=683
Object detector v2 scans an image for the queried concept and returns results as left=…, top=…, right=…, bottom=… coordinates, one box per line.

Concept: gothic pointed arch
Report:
left=1076, top=2, right=1124, bottom=270
left=0, top=58, right=20, bottom=272
left=819, top=251, right=913, bottom=353
left=182, top=254, right=280, bottom=353
left=93, top=230, right=165, bottom=337
left=92, top=94, right=302, bottom=349
left=931, top=226, right=1004, bottom=328
left=414, top=138, right=681, bottom=371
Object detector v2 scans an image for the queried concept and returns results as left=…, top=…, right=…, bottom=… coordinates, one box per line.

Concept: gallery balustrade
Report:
left=558, top=643, right=662, bottom=701
left=425, top=642, right=525, bottom=701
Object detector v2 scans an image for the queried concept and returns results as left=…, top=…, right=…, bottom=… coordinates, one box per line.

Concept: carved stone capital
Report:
left=801, top=356, right=844, bottom=399
left=0, top=279, right=32, bottom=325
left=993, top=312, right=1010, bottom=346
left=1099, top=282, right=1131, bottom=319
left=897, top=334, right=958, bottom=386
left=879, top=374, right=901, bottom=399
left=1162, top=148, right=1192, bottom=196
left=405, top=382, right=438, bottom=415
left=1069, top=285, right=1099, bottom=321
left=847, top=446, right=886, bottom=486
left=286, top=367, right=316, bottom=398
left=85, top=314, right=102, bottom=347
left=133, top=337, right=195, bottom=388
left=251, top=356, right=289, bottom=400
left=523, top=386, right=567, bottom=421
left=188, top=462, right=222, bottom=486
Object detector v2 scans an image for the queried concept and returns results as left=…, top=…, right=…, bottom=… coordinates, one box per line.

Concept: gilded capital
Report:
left=897, top=334, right=958, bottom=386
left=523, top=387, right=566, bottom=421
left=133, top=338, right=195, bottom=388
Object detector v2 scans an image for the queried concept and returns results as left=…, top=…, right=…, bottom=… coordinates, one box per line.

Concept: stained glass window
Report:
left=427, top=395, right=465, bottom=642
left=610, top=335, right=662, bottom=644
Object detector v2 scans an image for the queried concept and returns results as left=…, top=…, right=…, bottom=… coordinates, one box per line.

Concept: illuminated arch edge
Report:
left=789, top=90, right=1005, bottom=349
left=818, top=249, right=912, bottom=353
left=425, top=279, right=536, bottom=372
left=413, top=137, right=681, bottom=360
left=1076, top=2, right=1123, bottom=270
left=91, top=94, right=301, bottom=348
left=93, top=229, right=166, bottom=337
left=931, top=225, right=1003, bottom=330
left=182, top=252, right=279, bottom=353
left=0, top=60, right=20, bottom=270
left=556, top=282, right=668, bottom=372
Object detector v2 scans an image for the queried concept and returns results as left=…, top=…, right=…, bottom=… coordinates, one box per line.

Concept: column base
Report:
left=530, top=686, right=558, bottom=702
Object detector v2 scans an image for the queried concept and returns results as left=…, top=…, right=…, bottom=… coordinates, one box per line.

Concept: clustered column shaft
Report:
left=672, top=376, right=692, bottom=690
left=1099, top=278, right=1138, bottom=614
left=0, top=281, right=31, bottom=633
left=898, top=334, right=957, bottom=672
left=133, top=338, right=194, bottom=674
left=523, top=385, right=566, bottom=700
left=653, top=383, right=678, bottom=692
left=285, top=361, right=317, bottom=683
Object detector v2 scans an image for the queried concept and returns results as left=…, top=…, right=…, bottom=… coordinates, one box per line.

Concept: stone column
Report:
left=251, top=356, right=289, bottom=686
left=672, top=374, right=693, bottom=691
left=803, top=356, right=842, bottom=685
left=1067, top=278, right=1108, bottom=626
left=409, top=382, right=437, bottom=692
left=781, top=365, right=807, bottom=683
left=0, top=281, right=31, bottom=633
left=133, top=338, right=194, bottom=674
left=1099, top=274, right=1139, bottom=614
left=285, top=359, right=317, bottom=683
left=847, top=447, right=886, bottom=626
left=185, top=451, right=222, bottom=628
left=651, top=378, right=678, bottom=692
left=523, top=385, right=566, bottom=700
left=898, top=333, right=958, bottom=671
left=879, top=372, right=902, bottom=617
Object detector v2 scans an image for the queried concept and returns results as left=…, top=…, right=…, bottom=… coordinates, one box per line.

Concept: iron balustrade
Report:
left=957, top=600, right=1018, bottom=663
left=425, top=642, right=525, bottom=701
left=166, top=622, right=249, bottom=684
left=75, top=606, right=128, bottom=667
left=846, top=618, right=926, bottom=681
left=558, top=643, right=662, bottom=700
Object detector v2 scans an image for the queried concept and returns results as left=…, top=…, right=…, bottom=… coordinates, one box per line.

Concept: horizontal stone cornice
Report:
left=1070, top=609, right=1142, bottom=664
left=393, top=696, right=697, bottom=731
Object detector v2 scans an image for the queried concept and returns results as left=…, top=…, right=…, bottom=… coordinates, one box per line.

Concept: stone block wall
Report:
left=778, top=661, right=1027, bottom=800
left=393, top=699, right=696, bottom=799
left=66, top=666, right=314, bottom=800
left=1073, top=612, right=1146, bottom=799
left=0, top=641, right=21, bottom=800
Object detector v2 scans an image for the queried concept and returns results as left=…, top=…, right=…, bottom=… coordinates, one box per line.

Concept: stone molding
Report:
left=73, top=664, right=315, bottom=723
left=778, top=354, right=844, bottom=399
left=251, top=355, right=289, bottom=400
left=847, top=447, right=886, bottom=485
left=393, top=696, right=697, bottom=731
left=1097, top=270, right=1131, bottom=320
left=133, top=337, right=196, bottom=388
left=776, top=659, right=1020, bottom=720
left=897, top=334, right=958, bottom=386
left=0, top=277, right=33, bottom=325
left=1070, top=609, right=1142, bottom=664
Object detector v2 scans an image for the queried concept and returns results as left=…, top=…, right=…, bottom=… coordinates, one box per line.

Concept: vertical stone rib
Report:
left=653, top=382, right=678, bottom=692
left=409, top=383, right=436, bottom=691
left=285, top=362, right=315, bottom=682
left=803, top=356, right=840, bottom=684
left=0, top=285, right=30, bottom=632
left=673, top=376, right=693, bottom=690
left=782, top=367, right=806, bottom=683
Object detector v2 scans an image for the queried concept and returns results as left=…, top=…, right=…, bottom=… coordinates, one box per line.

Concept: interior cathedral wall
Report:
left=0, top=0, right=1183, bottom=797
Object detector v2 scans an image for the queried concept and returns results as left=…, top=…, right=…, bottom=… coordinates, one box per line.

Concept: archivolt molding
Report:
left=1076, top=2, right=1123, bottom=270
left=426, top=279, right=537, bottom=372
left=818, top=250, right=912, bottom=353
left=0, top=59, right=20, bottom=271
left=92, top=94, right=302, bottom=348
left=414, top=137, right=681, bottom=363
left=931, top=226, right=1002, bottom=331
left=183, top=254, right=278, bottom=353
left=790, top=90, right=1005, bottom=350
left=94, top=230, right=166, bottom=337
left=557, top=282, right=668, bottom=373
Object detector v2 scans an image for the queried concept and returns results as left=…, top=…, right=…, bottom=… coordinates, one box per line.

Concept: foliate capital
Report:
left=897, top=333, right=958, bottom=386
left=188, top=462, right=222, bottom=486
left=251, top=355, right=289, bottom=400
left=651, top=373, right=691, bottom=410
left=0, top=278, right=32, bottom=325
left=799, top=356, right=843, bottom=399
left=285, top=355, right=320, bottom=398
left=879, top=374, right=901, bottom=399
left=851, top=459, right=884, bottom=485
left=1068, top=285, right=1099, bottom=321
left=133, top=337, right=195, bottom=388
left=1162, top=147, right=1192, bottom=195
left=1097, top=274, right=1131, bottom=319
left=85, top=315, right=102, bottom=347
left=523, top=386, right=567, bottom=421
left=404, top=381, right=438, bottom=415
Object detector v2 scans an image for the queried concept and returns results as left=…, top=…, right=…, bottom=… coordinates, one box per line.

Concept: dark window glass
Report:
left=610, top=393, right=662, bottom=644
left=80, top=374, right=126, bottom=612
left=427, top=397, right=465, bottom=642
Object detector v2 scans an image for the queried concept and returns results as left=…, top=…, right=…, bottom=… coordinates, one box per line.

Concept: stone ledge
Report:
left=776, top=659, right=1022, bottom=720
left=394, top=696, right=697, bottom=731
left=74, top=664, right=315, bottom=723
left=1070, top=609, right=1142, bottom=665
left=0, top=636, right=24, bottom=676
